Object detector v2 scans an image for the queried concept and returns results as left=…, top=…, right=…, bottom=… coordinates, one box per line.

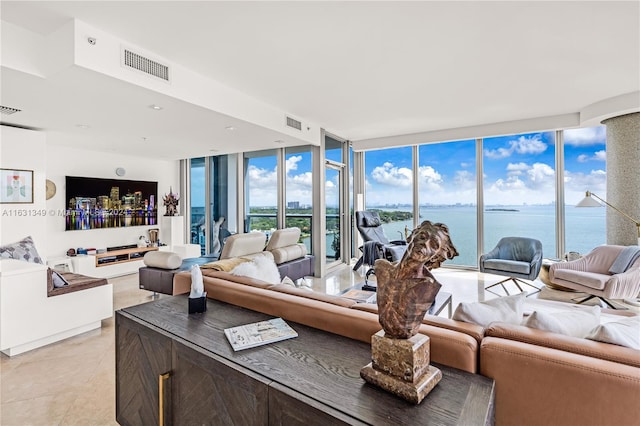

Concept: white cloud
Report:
left=506, top=162, right=529, bottom=176
left=247, top=164, right=278, bottom=206
left=371, top=162, right=413, bottom=187
left=453, top=170, right=475, bottom=189
left=594, top=150, right=606, bottom=161
left=577, top=149, right=606, bottom=163
left=286, top=155, right=302, bottom=172
left=527, top=163, right=555, bottom=189
left=484, top=134, right=547, bottom=159
left=564, top=126, right=606, bottom=146
left=513, top=135, right=547, bottom=155
left=484, top=146, right=513, bottom=159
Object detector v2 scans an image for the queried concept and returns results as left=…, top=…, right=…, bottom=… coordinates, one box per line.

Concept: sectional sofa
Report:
left=171, top=260, right=640, bottom=426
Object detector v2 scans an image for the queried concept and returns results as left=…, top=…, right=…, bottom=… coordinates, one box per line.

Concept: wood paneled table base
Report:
left=116, top=296, right=494, bottom=425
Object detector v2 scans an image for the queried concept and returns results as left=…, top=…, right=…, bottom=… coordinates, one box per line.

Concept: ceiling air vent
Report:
left=0, top=105, right=21, bottom=115
left=285, top=116, right=302, bottom=131
left=122, top=49, right=170, bottom=82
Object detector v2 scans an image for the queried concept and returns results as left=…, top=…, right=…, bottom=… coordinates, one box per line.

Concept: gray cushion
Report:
left=0, top=235, right=43, bottom=264
left=483, top=259, right=531, bottom=275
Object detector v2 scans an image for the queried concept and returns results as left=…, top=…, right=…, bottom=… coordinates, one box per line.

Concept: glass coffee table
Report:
left=339, top=283, right=453, bottom=318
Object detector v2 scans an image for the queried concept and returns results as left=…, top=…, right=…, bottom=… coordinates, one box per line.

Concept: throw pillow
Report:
left=522, top=306, right=601, bottom=338
left=452, top=293, right=526, bottom=327
left=586, top=316, right=640, bottom=349
left=52, top=270, right=69, bottom=288
left=0, top=235, right=43, bottom=264
left=281, top=276, right=296, bottom=287
left=231, top=255, right=281, bottom=284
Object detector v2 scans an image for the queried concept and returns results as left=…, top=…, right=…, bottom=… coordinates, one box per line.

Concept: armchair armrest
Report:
left=605, top=267, right=640, bottom=299
left=480, top=246, right=500, bottom=261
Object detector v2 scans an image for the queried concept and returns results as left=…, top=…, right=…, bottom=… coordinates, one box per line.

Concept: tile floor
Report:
left=1, top=264, right=637, bottom=425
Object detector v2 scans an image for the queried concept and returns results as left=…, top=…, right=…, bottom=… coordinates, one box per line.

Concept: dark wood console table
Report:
left=116, top=297, right=494, bottom=425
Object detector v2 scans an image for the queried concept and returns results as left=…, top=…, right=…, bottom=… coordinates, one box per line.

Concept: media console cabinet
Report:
left=116, top=297, right=495, bottom=425
left=71, top=247, right=161, bottom=278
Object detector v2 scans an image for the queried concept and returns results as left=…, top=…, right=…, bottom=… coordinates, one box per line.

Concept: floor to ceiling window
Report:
left=325, top=136, right=346, bottom=265
left=419, top=140, right=477, bottom=266
left=363, top=146, right=414, bottom=243
left=285, top=146, right=313, bottom=254
left=563, top=126, right=607, bottom=255
left=244, top=149, right=278, bottom=234
left=189, top=157, right=206, bottom=253
left=482, top=131, right=557, bottom=257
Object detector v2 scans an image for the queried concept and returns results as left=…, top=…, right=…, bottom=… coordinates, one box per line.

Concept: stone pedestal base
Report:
left=360, top=330, right=442, bottom=404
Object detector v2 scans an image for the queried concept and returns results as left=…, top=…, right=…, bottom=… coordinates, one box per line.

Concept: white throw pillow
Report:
left=231, top=255, right=281, bottom=284
left=523, top=306, right=601, bottom=338
left=586, top=316, right=640, bottom=349
left=452, top=293, right=526, bottom=327
left=281, top=276, right=296, bottom=287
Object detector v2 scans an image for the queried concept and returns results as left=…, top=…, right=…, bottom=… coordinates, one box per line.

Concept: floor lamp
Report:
left=576, top=191, right=640, bottom=306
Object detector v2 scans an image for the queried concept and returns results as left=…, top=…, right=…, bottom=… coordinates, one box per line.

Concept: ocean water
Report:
left=372, top=205, right=606, bottom=267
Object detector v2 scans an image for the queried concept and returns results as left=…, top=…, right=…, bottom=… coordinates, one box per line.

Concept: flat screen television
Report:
left=65, top=176, right=158, bottom=231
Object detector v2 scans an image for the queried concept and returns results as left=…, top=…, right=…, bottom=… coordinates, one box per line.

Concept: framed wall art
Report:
left=1, top=168, right=34, bottom=204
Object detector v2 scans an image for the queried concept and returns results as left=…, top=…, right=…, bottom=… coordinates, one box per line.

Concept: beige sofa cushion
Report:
left=264, top=228, right=307, bottom=264
left=143, top=251, right=182, bottom=269
left=270, top=244, right=307, bottom=264
left=220, top=232, right=266, bottom=259
left=265, top=228, right=301, bottom=251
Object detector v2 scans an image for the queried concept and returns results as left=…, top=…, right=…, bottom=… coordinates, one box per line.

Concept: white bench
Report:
left=0, top=259, right=113, bottom=356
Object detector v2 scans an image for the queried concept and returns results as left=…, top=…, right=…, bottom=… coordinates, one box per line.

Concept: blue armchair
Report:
left=480, top=237, right=543, bottom=296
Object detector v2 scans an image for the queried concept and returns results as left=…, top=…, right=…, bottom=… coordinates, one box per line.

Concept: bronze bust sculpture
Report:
left=376, top=221, right=458, bottom=339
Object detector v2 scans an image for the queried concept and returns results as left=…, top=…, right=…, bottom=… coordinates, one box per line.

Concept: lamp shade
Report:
left=576, top=194, right=602, bottom=208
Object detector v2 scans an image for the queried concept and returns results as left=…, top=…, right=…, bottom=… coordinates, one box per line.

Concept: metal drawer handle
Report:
left=159, top=372, right=171, bottom=426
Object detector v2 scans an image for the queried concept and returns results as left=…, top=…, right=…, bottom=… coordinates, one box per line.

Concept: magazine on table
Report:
left=341, top=288, right=377, bottom=303
left=224, top=317, right=298, bottom=351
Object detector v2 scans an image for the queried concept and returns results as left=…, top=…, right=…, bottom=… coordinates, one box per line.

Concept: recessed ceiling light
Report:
left=210, top=149, right=220, bottom=152
left=274, top=140, right=285, bottom=144
left=225, top=126, right=236, bottom=131
left=76, top=124, right=90, bottom=129
left=149, top=104, right=163, bottom=110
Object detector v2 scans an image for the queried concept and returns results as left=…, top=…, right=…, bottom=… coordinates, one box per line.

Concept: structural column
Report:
left=602, top=112, right=640, bottom=245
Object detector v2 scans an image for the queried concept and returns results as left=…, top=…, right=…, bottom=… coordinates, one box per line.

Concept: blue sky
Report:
left=195, top=126, right=606, bottom=208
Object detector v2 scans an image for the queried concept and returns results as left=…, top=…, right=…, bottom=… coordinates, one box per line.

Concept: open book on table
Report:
left=224, top=317, right=298, bottom=351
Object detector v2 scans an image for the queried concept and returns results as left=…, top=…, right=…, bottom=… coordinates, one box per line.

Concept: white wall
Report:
left=1, top=125, right=180, bottom=259
left=0, top=126, right=48, bottom=250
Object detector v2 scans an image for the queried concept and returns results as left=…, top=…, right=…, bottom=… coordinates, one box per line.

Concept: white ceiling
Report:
left=1, top=1, right=639, bottom=160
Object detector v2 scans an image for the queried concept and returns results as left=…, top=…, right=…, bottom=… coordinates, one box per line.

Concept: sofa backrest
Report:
left=265, top=228, right=301, bottom=250
left=485, top=322, right=640, bottom=368
left=264, top=228, right=308, bottom=264
left=220, top=232, right=267, bottom=259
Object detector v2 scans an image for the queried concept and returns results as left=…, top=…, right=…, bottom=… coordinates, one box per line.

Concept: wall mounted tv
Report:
left=65, top=176, right=158, bottom=231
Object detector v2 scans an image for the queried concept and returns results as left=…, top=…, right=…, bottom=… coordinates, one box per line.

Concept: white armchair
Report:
left=549, top=245, right=640, bottom=309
